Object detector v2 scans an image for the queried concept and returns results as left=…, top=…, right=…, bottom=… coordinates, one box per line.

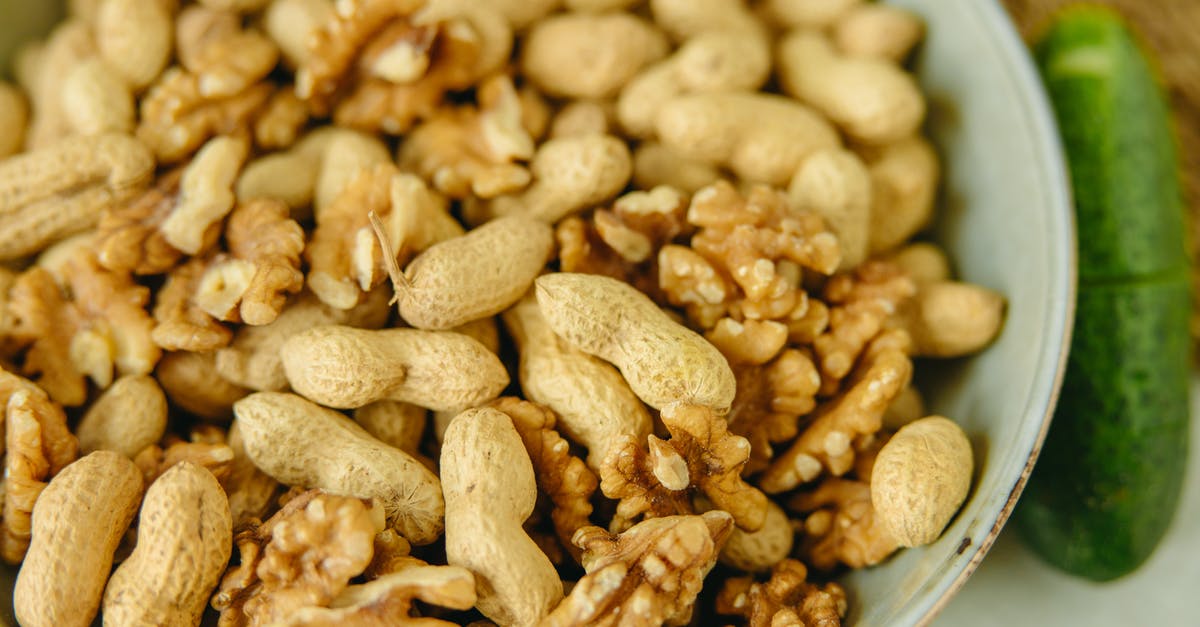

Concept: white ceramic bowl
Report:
left=0, top=0, right=1073, bottom=625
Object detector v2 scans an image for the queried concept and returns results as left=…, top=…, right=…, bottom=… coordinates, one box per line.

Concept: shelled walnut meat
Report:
left=0, top=1, right=1004, bottom=626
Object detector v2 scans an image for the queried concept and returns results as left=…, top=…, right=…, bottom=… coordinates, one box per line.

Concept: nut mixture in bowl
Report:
left=0, top=0, right=1008, bottom=625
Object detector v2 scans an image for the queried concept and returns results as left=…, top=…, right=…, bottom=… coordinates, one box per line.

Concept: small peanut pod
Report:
left=654, top=92, right=840, bottom=186
left=103, top=462, right=233, bottom=627
left=777, top=30, right=925, bottom=146
left=617, top=30, right=771, bottom=138
left=894, top=281, right=1005, bottom=358
left=398, top=215, right=554, bottom=330
left=0, top=82, right=27, bottom=158
left=281, top=325, right=510, bottom=411
left=234, top=391, right=445, bottom=544
left=633, top=141, right=722, bottom=194
left=521, top=12, right=669, bottom=99
left=442, top=407, right=563, bottom=625
left=96, top=0, right=173, bottom=89
left=14, top=450, right=144, bottom=627
left=833, top=3, right=925, bottom=62
left=488, top=134, right=633, bottom=224
left=863, top=135, right=940, bottom=254
left=75, top=374, right=168, bottom=458
left=61, top=58, right=134, bottom=136
left=535, top=273, right=736, bottom=413
left=502, top=293, right=652, bottom=469
left=155, top=350, right=250, bottom=420
left=719, top=500, right=794, bottom=572
left=649, top=0, right=763, bottom=41
left=871, top=416, right=973, bottom=547
left=264, top=0, right=336, bottom=68
left=0, top=132, right=154, bottom=260
left=884, top=242, right=951, bottom=284
left=354, top=400, right=428, bottom=456
left=788, top=147, right=873, bottom=270
left=215, top=287, right=392, bottom=392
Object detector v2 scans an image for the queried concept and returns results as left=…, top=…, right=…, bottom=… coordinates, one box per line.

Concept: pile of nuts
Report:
left=0, top=0, right=1006, bottom=625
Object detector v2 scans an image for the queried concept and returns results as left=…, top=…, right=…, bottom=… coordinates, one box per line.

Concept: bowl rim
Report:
left=915, top=0, right=1077, bottom=623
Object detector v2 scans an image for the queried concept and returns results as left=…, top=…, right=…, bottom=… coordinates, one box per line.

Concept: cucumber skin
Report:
left=1016, top=279, right=1190, bottom=581
left=1014, top=7, right=1192, bottom=582
left=1034, top=7, right=1187, bottom=283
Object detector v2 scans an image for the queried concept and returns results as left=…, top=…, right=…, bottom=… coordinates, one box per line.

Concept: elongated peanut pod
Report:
left=894, top=281, right=1005, bottom=358
left=398, top=215, right=553, bottom=330
left=535, top=273, right=735, bottom=413
left=777, top=30, right=925, bottom=146
left=654, top=92, right=839, bottom=186
left=14, top=451, right=144, bottom=627
left=502, top=293, right=652, bottom=469
left=487, top=135, right=633, bottom=224
left=76, top=374, right=168, bottom=458
left=442, top=407, right=563, bottom=625
left=281, top=325, right=509, bottom=411
left=0, top=132, right=154, bottom=260
left=103, top=462, right=232, bottom=626
left=233, top=392, right=444, bottom=544
left=871, top=416, right=973, bottom=547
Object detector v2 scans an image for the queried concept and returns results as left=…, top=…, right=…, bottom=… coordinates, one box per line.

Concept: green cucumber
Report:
left=1014, top=7, right=1192, bottom=581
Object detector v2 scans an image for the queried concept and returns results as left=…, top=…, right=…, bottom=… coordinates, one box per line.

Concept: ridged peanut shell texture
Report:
left=442, top=407, right=563, bottom=625
left=14, top=451, right=144, bottom=627
left=871, top=416, right=973, bottom=547
left=535, top=273, right=736, bottom=412
left=399, top=215, right=554, bottom=330
left=281, top=325, right=509, bottom=411
left=233, top=391, right=444, bottom=544
left=103, top=462, right=232, bottom=627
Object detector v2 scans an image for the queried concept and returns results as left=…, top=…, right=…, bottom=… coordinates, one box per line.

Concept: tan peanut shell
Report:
left=864, top=135, right=940, bottom=254
left=777, top=30, right=925, bottom=146
left=535, top=273, right=736, bottom=413
left=833, top=3, right=924, bottom=62
left=76, top=374, right=168, bottom=458
left=233, top=391, right=444, bottom=543
left=871, top=416, right=973, bottom=547
left=223, top=421, right=280, bottom=526
left=502, top=292, right=652, bottom=469
left=103, top=461, right=233, bottom=627
left=280, top=325, right=510, bottom=411
left=354, top=400, right=428, bottom=456
left=155, top=350, right=250, bottom=420
left=521, top=12, right=669, bottom=99
left=61, top=58, right=134, bottom=136
left=788, top=147, right=872, bottom=270
left=441, top=407, right=563, bottom=625
left=648, top=0, right=764, bottom=40
left=96, top=0, right=173, bottom=89
left=488, top=134, right=633, bottom=224
left=617, top=30, right=771, bottom=138
left=0, top=132, right=154, bottom=260
left=719, top=499, right=794, bottom=572
left=14, top=450, right=144, bottom=627
left=895, top=281, right=1005, bottom=358
left=653, top=92, right=839, bottom=186
left=215, top=287, right=391, bottom=392
left=398, top=215, right=554, bottom=330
